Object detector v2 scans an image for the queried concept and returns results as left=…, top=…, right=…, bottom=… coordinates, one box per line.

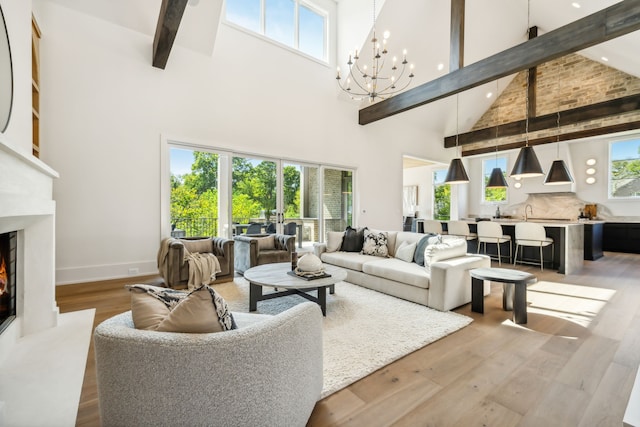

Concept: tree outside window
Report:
left=433, top=169, right=450, bottom=220
left=610, top=138, right=640, bottom=198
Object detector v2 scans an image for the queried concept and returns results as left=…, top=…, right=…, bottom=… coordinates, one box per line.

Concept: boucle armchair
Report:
left=161, top=237, right=234, bottom=288
left=94, top=302, right=323, bottom=427
left=234, top=233, right=295, bottom=274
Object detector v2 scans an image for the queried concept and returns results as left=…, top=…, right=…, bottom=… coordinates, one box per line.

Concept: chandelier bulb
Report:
left=383, top=30, right=390, bottom=39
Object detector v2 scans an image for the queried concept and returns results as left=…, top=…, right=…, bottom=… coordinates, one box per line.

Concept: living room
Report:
left=1, top=0, right=640, bottom=425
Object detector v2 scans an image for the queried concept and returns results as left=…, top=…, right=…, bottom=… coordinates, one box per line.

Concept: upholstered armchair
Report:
left=94, top=302, right=323, bottom=427
left=160, top=237, right=234, bottom=288
left=234, top=233, right=295, bottom=274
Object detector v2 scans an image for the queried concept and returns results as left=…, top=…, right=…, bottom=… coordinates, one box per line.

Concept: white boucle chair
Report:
left=94, top=302, right=323, bottom=427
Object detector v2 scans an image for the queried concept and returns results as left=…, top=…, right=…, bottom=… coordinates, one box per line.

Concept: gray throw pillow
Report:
left=413, top=233, right=437, bottom=266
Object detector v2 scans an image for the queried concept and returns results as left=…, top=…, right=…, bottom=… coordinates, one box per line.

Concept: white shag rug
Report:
left=216, top=278, right=473, bottom=398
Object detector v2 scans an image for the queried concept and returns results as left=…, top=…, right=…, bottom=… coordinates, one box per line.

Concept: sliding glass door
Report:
left=166, top=142, right=355, bottom=246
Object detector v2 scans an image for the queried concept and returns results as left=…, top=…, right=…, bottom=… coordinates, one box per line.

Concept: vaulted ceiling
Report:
left=43, top=0, right=640, bottom=137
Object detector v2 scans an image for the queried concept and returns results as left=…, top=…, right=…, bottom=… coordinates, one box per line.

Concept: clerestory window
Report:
left=609, top=138, right=640, bottom=199
left=225, top=0, right=327, bottom=62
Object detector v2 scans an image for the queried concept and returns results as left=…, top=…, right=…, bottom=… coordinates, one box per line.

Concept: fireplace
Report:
left=0, top=231, right=16, bottom=334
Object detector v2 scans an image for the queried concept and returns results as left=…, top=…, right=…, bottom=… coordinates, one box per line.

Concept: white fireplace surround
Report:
left=0, top=137, right=59, bottom=363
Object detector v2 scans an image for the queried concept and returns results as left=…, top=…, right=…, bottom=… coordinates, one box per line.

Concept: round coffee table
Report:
left=243, top=262, right=347, bottom=316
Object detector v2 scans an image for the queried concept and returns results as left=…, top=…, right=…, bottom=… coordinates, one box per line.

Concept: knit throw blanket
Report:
left=157, top=238, right=221, bottom=289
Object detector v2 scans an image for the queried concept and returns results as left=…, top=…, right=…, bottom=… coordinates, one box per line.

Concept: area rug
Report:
left=215, top=278, right=473, bottom=398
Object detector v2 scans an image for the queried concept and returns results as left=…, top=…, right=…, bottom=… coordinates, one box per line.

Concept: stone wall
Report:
left=465, top=54, right=640, bottom=154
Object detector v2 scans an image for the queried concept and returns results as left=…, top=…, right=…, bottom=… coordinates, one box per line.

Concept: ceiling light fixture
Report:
left=335, top=0, right=415, bottom=103
left=487, top=80, right=508, bottom=189
left=437, top=63, right=445, bottom=71
left=545, top=60, right=574, bottom=185
left=601, top=56, right=609, bottom=62
left=445, top=94, right=470, bottom=184
left=572, top=2, right=581, bottom=9
left=510, top=1, right=544, bottom=179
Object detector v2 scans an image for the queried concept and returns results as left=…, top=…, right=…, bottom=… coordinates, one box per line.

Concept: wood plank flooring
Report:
left=56, top=252, right=640, bottom=426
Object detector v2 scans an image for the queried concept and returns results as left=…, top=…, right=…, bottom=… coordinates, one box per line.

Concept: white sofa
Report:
left=314, top=231, right=490, bottom=311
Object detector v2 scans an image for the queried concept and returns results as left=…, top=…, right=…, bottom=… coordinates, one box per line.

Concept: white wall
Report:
left=32, top=2, right=444, bottom=284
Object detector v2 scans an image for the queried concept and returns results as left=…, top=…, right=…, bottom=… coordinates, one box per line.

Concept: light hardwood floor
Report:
left=56, top=252, right=640, bottom=426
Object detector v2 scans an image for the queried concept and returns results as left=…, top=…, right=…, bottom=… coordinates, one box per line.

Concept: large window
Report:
left=433, top=169, right=450, bottom=220
left=610, top=138, right=640, bottom=198
left=225, top=0, right=327, bottom=61
left=483, top=157, right=507, bottom=203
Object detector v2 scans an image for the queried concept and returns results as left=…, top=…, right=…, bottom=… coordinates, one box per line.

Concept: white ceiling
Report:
left=43, top=0, right=639, bottom=137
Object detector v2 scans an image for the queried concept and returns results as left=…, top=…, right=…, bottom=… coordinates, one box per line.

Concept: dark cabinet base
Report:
left=603, top=222, right=640, bottom=254
left=584, top=222, right=604, bottom=260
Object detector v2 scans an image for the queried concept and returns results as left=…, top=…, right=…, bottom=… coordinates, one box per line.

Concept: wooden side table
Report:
left=470, top=267, right=537, bottom=324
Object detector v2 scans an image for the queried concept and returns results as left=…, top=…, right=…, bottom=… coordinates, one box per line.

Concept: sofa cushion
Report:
left=127, top=284, right=237, bottom=333
left=326, top=231, right=344, bottom=253
left=341, top=226, right=366, bottom=252
left=395, top=241, right=417, bottom=263
left=362, top=258, right=430, bottom=289
left=424, top=238, right=467, bottom=271
left=256, top=235, right=275, bottom=250
left=320, top=251, right=376, bottom=272
left=181, top=238, right=212, bottom=254
left=361, top=229, right=389, bottom=257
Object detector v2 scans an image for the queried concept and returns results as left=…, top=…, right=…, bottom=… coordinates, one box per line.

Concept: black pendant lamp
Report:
left=445, top=95, right=470, bottom=184
left=486, top=81, right=508, bottom=189
left=510, top=69, right=544, bottom=179
left=487, top=167, right=508, bottom=188
left=544, top=79, right=574, bottom=185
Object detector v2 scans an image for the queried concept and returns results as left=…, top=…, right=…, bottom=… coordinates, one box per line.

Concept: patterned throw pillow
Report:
left=126, top=284, right=237, bottom=333
left=361, top=229, right=389, bottom=257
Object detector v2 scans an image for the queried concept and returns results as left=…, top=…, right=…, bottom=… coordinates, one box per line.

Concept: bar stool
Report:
left=514, top=222, right=554, bottom=271
left=423, top=220, right=445, bottom=235
left=447, top=221, right=477, bottom=251
left=476, top=221, right=512, bottom=265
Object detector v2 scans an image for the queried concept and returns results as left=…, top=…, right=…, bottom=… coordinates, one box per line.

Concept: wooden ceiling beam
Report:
left=358, top=0, right=640, bottom=125
left=462, top=120, right=640, bottom=156
left=444, top=93, right=640, bottom=148
left=450, top=0, right=465, bottom=72
left=152, top=0, right=189, bottom=70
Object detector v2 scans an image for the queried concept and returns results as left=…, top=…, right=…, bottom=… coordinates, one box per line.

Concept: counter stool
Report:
left=514, top=222, right=554, bottom=271
left=477, top=221, right=512, bottom=265
left=447, top=221, right=477, bottom=251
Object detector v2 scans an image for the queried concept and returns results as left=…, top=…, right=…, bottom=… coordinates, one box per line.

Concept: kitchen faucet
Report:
left=525, top=204, right=533, bottom=221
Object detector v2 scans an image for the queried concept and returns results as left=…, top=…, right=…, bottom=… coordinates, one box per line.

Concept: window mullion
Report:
left=261, top=0, right=266, bottom=35
left=294, top=1, right=300, bottom=49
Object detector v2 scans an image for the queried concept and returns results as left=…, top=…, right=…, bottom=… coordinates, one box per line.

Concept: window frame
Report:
left=481, top=156, right=508, bottom=205
left=223, top=0, right=329, bottom=64
left=608, top=137, right=640, bottom=200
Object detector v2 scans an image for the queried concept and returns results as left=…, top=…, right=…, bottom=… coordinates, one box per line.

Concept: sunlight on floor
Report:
left=525, top=281, right=616, bottom=328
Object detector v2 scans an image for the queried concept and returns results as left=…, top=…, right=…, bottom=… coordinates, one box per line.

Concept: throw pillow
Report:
left=127, top=284, right=237, bottom=333
left=413, top=233, right=438, bottom=266
left=256, top=235, right=275, bottom=250
left=423, top=238, right=467, bottom=272
left=326, top=231, right=345, bottom=253
left=361, top=229, right=389, bottom=257
left=340, top=226, right=367, bottom=252
left=394, top=241, right=417, bottom=263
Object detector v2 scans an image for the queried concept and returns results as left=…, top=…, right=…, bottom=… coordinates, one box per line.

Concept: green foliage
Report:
left=171, top=153, right=303, bottom=235
left=434, top=184, right=451, bottom=220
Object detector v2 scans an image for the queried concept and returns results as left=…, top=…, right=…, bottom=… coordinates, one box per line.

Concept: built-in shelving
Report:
left=32, top=15, right=41, bottom=158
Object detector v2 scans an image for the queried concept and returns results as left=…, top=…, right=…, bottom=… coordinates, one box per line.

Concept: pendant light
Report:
left=544, top=62, right=574, bottom=185
left=510, top=2, right=543, bottom=179
left=486, top=80, right=508, bottom=188
left=445, top=94, right=470, bottom=184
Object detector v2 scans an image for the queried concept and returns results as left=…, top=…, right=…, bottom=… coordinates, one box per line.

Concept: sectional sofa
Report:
left=314, top=230, right=490, bottom=311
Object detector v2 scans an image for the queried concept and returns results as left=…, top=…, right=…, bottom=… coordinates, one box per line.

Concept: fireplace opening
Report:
left=0, top=231, right=17, bottom=335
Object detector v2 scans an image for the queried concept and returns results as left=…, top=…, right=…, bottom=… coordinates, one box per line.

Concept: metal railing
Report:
left=171, top=217, right=218, bottom=238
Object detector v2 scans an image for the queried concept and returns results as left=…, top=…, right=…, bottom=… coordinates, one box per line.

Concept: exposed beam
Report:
left=444, top=93, right=640, bottom=147
left=358, top=0, right=640, bottom=125
left=527, top=26, right=538, bottom=118
left=152, top=0, right=189, bottom=70
left=450, top=0, right=465, bottom=72
left=462, top=120, right=640, bottom=156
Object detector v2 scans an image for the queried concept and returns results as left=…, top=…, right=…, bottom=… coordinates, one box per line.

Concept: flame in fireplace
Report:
left=0, top=256, right=6, bottom=296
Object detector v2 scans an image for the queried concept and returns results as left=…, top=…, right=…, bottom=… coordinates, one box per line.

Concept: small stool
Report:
left=470, top=267, right=537, bottom=324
